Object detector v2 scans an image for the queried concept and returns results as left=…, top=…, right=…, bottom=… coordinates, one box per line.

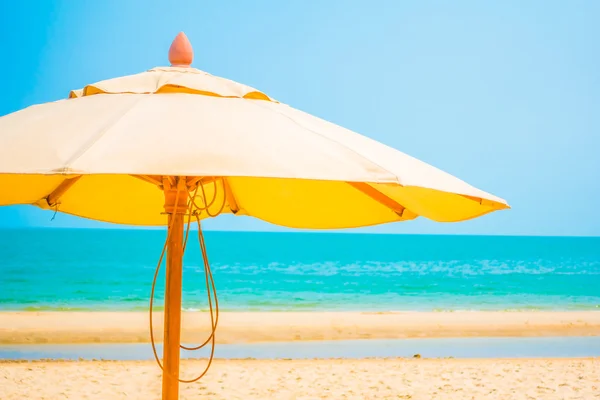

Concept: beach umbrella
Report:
left=0, top=32, right=508, bottom=399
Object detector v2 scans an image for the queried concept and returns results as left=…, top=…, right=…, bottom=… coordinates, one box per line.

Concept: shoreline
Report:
left=1, top=310, right=599, bottom=345
left=3, top=337, right=600, bottom=361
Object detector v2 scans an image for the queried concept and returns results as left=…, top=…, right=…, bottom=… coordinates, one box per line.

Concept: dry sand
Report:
left=1, top=358, right=598, bottom=399
left=2, top=312, right=600, bottom=399
left=1, top=311, right=599, bottom=344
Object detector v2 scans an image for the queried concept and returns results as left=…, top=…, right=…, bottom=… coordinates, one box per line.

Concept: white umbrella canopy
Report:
left=0, top=32, right=508, bottom=399
left=0, top=36, right=507, bottom=228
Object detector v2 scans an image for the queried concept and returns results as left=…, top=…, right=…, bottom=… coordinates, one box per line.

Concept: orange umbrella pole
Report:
left=149, top=176, right=223, bottom=398
left=162, top=177, right=188, bottom=400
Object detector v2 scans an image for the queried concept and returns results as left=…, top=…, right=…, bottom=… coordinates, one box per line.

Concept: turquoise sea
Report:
left=1, top=229, right=599, bottom=312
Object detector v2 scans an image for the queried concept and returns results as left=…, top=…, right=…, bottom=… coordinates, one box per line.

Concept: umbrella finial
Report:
left=169, top=32, right=194, bottom=67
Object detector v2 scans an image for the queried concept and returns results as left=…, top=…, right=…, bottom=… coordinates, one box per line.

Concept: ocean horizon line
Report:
left=1, top=226, right=599, bottom=239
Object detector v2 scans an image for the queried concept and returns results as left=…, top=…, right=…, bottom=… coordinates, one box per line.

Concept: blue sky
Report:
left=0, top=1, right=598, bottom=236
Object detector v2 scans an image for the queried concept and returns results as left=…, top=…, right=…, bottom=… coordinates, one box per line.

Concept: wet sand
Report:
left=1, top=358, right=598, bottom=399
left=1, top=311, right=599, bottom=345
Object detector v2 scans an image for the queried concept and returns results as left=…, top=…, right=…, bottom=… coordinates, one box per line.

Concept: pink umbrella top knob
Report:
left=168, top=32, right=193, bottom=67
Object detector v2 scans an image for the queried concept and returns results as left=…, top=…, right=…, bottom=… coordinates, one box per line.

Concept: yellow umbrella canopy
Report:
left=0, top=32, right=508, bottom=399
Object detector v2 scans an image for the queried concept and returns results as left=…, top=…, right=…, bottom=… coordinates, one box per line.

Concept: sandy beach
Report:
left=1, top=311, right=599, bottom=345
left=1, top=358, right=598, bottom=399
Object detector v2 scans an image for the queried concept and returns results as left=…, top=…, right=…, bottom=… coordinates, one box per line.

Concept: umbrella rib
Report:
left=347, top=182, right=406, bottom=217
left=185, top=176, right=241, bottom=215
left=186, top=176, right=219, bottom=188
left=45, top=176, right=82, bottom=206
left=133, top=175, right=164, bottom=188
left=222, top=178, right=239, bottom=214
left=186, top=176, right=205, bottom=188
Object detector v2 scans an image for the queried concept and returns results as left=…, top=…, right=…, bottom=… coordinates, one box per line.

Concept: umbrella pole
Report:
left=162, top=178, right=187, bottom=400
